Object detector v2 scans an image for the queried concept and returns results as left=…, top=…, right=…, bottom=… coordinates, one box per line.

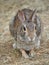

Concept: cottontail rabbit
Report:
left=9, top=8, right=42, bottom=58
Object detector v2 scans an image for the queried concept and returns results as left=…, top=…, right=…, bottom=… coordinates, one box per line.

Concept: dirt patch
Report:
left=0, top=0, right=49, bottom=65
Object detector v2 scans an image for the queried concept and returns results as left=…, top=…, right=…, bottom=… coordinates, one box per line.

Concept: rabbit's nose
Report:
left=29, top=32, right=34, bottom=37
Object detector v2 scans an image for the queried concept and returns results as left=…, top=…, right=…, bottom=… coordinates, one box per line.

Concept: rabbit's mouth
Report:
left=19, top=36, right=31, bottom=42
left=18, top=35, right=36, bottom=43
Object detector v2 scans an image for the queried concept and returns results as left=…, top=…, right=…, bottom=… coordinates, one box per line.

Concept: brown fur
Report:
left=9, top=8, right=42, bottom=58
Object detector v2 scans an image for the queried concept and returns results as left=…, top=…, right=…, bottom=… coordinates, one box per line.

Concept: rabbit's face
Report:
left=19, top=22, right=36, bottom=43
left=17, top=10, right=36, bottom=43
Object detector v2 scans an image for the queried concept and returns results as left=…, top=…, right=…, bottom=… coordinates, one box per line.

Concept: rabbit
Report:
left=9, top=8, right=42, bottom=58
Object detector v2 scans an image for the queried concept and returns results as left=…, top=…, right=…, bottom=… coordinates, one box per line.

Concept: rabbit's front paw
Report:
left=29, top=49, right=36, bottom=58
left=20, top=49, right=29, bottom=59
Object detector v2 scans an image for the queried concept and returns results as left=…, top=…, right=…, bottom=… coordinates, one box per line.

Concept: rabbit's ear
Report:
left=30, top=9, right=37, bottom=21
left=18, top=10, right=25, bottom=22
left=32, top=9, right=37, bottom=21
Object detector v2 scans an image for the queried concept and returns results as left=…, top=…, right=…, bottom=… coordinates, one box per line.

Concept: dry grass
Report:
left=0, top=0, right=49, bottom=65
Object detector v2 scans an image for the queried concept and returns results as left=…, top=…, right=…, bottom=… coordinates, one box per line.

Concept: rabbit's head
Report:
left=17, top=9, right=37, bottom=43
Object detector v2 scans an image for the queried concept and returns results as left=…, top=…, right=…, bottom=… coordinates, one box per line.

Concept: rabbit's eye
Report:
left=23, top=26, right=26, bottom=31
left=35, top=26, right=36, bottom=30
left=21, top=26, right=26, bottom=32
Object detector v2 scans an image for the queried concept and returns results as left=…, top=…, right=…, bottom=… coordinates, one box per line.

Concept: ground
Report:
left=0, top=0, right=49, bottom=65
